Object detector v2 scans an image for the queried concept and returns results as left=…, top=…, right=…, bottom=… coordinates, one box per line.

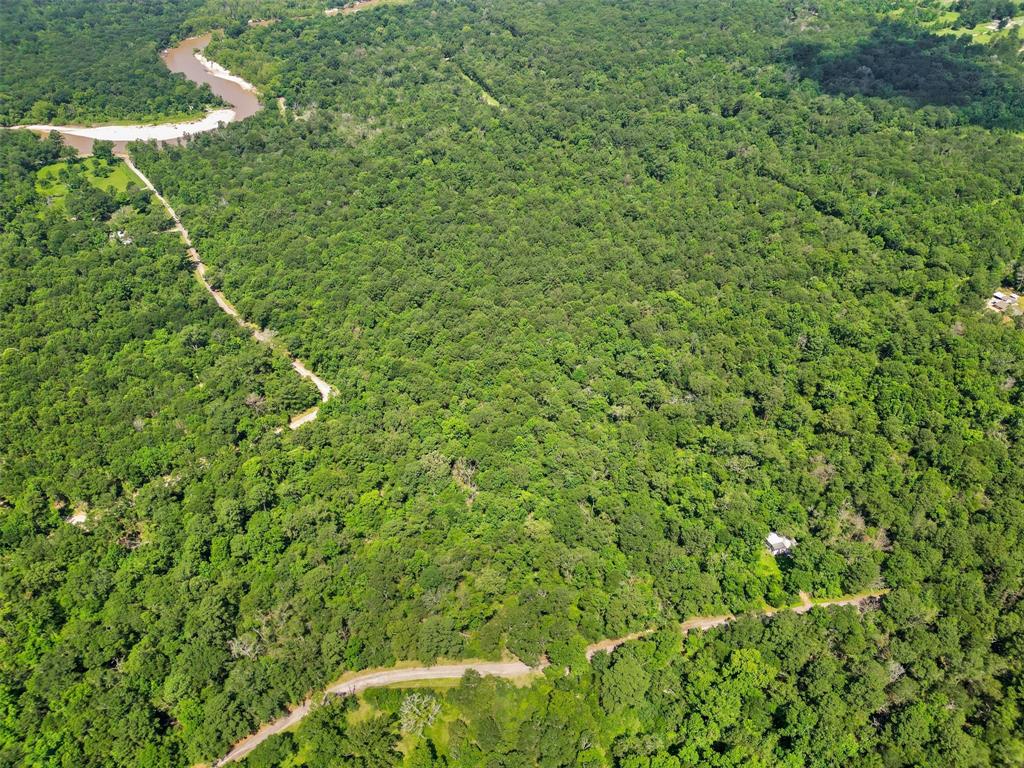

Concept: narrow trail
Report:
left=121, top=155, right=337, bottom=429
left=585, top=590, right=885, bottom=658
left=212, top=589, right=887, bottom=765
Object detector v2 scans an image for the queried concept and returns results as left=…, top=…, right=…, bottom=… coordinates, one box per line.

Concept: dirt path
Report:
left=584, top=590, right=886, bottom=659
left=216, top=660, right=535, bottom=765
left=213, top=589, right=887, bottom=765
left=122, top=155, right=336, bottom=428
left=584, top=628, right=655, bottom=660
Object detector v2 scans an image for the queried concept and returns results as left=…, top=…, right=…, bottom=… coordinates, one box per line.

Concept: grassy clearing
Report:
left=342, top=670, right=544, bottom=763
left=344, top=682, right=482, bottom=763
left=931, top=13, right=1024, bottom=44
left=35, top=157, right=141, bottom=208
left=455, top=68, right=502, bottom=108
left=342, top=691, right=445, bottom=760
left=35, top=163, right=71, bottom=206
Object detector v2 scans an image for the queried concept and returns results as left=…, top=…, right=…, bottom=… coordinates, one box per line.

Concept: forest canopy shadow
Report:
left=786, top=21, right=1024, bottom=129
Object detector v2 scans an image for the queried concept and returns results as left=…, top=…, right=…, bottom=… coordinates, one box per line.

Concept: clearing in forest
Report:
left=35, top=157, right=140, bottom=207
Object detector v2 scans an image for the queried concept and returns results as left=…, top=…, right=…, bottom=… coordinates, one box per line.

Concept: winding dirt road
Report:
left=212, top=589, right=887, bottom=765
left=12, top=24, right=888, bottom=767
left=122, top=155, right=336, bottom=428
left=13, top=34, right=334, bottom=430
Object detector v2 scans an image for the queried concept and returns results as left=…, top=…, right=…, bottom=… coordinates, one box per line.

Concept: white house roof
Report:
left=766, top=532, right=796, bottom=552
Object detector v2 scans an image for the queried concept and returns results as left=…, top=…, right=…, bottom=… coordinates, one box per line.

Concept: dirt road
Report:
left=216, top=661, right=535, bottom=765
left=583, top=591, right=886, bottom=659
left=122, top=155, right=336, bottom=428
left=213, top=589, right=887, bottom=765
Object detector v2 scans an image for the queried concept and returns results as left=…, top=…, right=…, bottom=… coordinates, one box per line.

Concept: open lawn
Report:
left=931, top=12, right=1024, bottom=44
left=35, top=157, right=141, bottom=208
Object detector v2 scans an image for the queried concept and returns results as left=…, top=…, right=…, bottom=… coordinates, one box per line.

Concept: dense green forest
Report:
left=0, top=0, right=221, bottom=125
left=2, top=0, right=1024, bottom=766
left=0, top=129, right=319, bottom=764
left=0, top=132, right=319, bottom=506
left=240, top=605, right=1007, bottom=767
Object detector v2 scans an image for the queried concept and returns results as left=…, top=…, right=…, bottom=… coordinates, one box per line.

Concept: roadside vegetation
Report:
left=238, top=606, right=922, bottom=768
left=1, top=1, right=1023, bottom=767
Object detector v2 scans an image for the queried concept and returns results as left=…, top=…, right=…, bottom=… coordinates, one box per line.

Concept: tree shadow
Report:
left=786, top=20, right=1024, bottom=130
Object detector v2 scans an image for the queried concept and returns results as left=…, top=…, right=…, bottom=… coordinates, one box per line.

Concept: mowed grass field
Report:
left=36, top=157, right=140, bottom=208
left=926, top=10, right=1024, bottom=44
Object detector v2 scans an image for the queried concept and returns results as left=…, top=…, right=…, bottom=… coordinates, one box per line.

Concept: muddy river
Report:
left=15, top=34, right=261, bottom=155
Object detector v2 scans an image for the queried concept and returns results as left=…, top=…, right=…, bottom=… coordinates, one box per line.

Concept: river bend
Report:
left=16, top=34, right=335, bottom=429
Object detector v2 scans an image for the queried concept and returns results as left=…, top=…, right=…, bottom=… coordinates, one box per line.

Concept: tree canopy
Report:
left=1, top=0, right=1023, bottom=766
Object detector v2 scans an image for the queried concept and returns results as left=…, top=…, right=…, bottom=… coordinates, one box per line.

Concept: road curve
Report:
left=216, top=661, right=535, bottom=765
left=122, top=155, right=337, bottom=428
left=212, top=589, right=887, bottom=765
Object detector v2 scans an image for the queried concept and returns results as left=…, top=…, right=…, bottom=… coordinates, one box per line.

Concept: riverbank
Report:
left=6, top=34, right=261, bottom=155
left=17, top=109, right=237, bottom=144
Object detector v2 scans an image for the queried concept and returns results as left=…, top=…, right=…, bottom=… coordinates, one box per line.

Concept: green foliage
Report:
left=789, top=17, right=1024, bottom=129
left=0, top=0, right=218, bottom=125
left=248, top=608, right=938, bottom=768
left=599, top=648, right=650, bottom=714
left=93, top=140, right=115, bottom=162
left=0, top=130, right=318, bottom=765
left=2, top=1, right=1024, bottom=766
left=953, top=0, right=1023, bottom=29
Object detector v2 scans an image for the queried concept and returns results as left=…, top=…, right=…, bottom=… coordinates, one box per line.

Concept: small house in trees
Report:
left=766, top=532, right=796, bottom=556
left=986, top=289, right=1022, bottom=314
